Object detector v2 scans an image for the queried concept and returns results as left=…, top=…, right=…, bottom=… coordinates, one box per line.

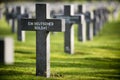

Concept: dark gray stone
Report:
left=17, top=6, right=29, bottom=42
left=53, top=5, right=81, bottom=54
left=85, top=11, right=93, bottom=40
left=64, top=23, right=74, bottom=54
left=11, top=8, right=16, bottom=33
left=4, top=7, right=16, bottom=33
left=93, top=10, right=98, bottom=36
left=77, top=5, right=87, bottom=42
left=21, top=4, right=65, bottom=77
left=0, top=8, right=2, bottom=19
left=64, top=5, right=74, bottom=54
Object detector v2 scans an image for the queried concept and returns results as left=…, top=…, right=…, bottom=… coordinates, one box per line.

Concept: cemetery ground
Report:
left=0, top=17, right=120, bottom=80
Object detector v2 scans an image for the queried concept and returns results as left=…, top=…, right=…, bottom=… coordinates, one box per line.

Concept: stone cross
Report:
left=76, top=5, right=87, bottom=42
left=53, top=5, right=81, bottom=54
left=93, top=10, right=98, bottom=36
left=4, top=6, right=10, bottom=23
left=21, top=4, right=65, bottom=78
left=85, top=11, right=93, bottom=40
left=10, top=8, right=16, bottom=33
left=0, top=8, right=3, bottom=19
left=94, top=9, right=103, bottom=33
left=4, top=7, right=16, bottom=33
left=16, top=6, right=29, bottom=42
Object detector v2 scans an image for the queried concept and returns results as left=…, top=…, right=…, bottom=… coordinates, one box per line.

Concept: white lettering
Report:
left=28, top=22, right=33, bottom=25
left=34, top=22, right=54, bottom=26
left=34, top=26, right=47, bottom=30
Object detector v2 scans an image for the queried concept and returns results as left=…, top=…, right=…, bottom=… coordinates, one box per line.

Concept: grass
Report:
left=0, top=15, right=120, bottom=80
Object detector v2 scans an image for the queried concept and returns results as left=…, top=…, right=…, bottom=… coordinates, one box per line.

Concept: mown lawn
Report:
left=0, top=15, right=120, bottom=80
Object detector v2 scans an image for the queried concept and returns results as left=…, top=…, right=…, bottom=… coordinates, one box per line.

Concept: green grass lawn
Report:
left=0, top=16, right=120, bottom=80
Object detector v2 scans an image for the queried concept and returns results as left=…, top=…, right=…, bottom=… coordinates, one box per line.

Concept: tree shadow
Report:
left=74, top=51, right=91, bottom=55
left=0, top=70, right=35, bottom=80
left=0, top=62, right=35, bottom=68
left=51, top=57, right=120, bottom=79
left=91, top=46, right=120, bottom=51
left=15, top=50, right=34, bottom=54
left=0, top=62, right=36, bottom=79
left=51, top=57, right=120, bottom=69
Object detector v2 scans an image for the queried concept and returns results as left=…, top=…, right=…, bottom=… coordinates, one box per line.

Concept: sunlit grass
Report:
left=0, top=15, right=120, bottom=80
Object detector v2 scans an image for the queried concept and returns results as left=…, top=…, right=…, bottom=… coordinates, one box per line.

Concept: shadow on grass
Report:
left=0, top=62, right=35, bottom=79
left=91, top=46, right=120, bottom=51
left=51, top=57, right=120, bottom=80
left=60, top=71, right=120, bottom=80
left=15, top=50, right=34, bottom=54
left=0, top=70, right=34, bottom=76
left=51, top=57, right=120, bottom=69
left=0, top=63, right=35, bottom=79
left=0, top=70, right=35, bottom=80
left=15, top=62, right=35, bottom=67
left=0, top=62, right=35, bottom=68
left=74, top=51, right=91, bottom=55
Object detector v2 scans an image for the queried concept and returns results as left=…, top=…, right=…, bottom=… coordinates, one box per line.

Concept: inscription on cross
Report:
left=21, top=4, right=65, bottom=77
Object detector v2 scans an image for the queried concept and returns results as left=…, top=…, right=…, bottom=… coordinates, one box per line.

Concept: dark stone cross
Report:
left=4, top=6, right=29, bottom=34
left=16, top=6, right=29, bottom=42
left=93, top=8, right=109, bottom=36
left=93, top=9, right=103, bottom=34
left=96, top=8, right=106, bottom=32
left=4, top=7, right=16, bottom=33
left=4, top=6, right=10, bottom=23
left=53, top=5, right=81, bottom=54
left=0, top=8, right=3, bottom=19
left=76, top=5, right=87, bottom=42
left=21, top=4, right=65, bottom=77
left=98, top=8, right=108, bottom=30
left=85, top=11, right=93, bottom=40
left=93, top=10, right=99, bottom=36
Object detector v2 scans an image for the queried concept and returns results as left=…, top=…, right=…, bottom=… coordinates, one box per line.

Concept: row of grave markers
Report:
left=21, top=3, right=110, bottom=77
left=0, top=3, right=116, bottom=78
left=4, top=3, right=109, bottom=43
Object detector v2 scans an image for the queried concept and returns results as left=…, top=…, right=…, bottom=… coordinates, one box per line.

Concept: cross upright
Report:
left=76, top=5, right=87, bottom=42
left=85, top=11, right=93, bottom=40
left=93, top=9, right=99, bottom=36
left=64, top=5, right=76, bottom=54
left=21, top=4, right=65, bottom=77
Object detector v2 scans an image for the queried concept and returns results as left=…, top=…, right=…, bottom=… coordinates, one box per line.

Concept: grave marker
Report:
left=0, top=37, right=14, bottom=65
left=4, top=7, right=16, bottom=33
left=0, top=8, right=2, bottom=19
left=16, top=6, right=29, bottom=42
left=76, top=5, right=87, bottom=42
left=93, top=10, right=98, bottom=36
left=53, top=5, right=81, bottom=54
left=85, top=11, right=93, bottom=40
left=4, top=6, right=9, bottom=23
left=21, top=4, right=65, bottom=77
left=11, top=8, right=16, bottom=33
left=64, top=5, right=77, bottom=54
